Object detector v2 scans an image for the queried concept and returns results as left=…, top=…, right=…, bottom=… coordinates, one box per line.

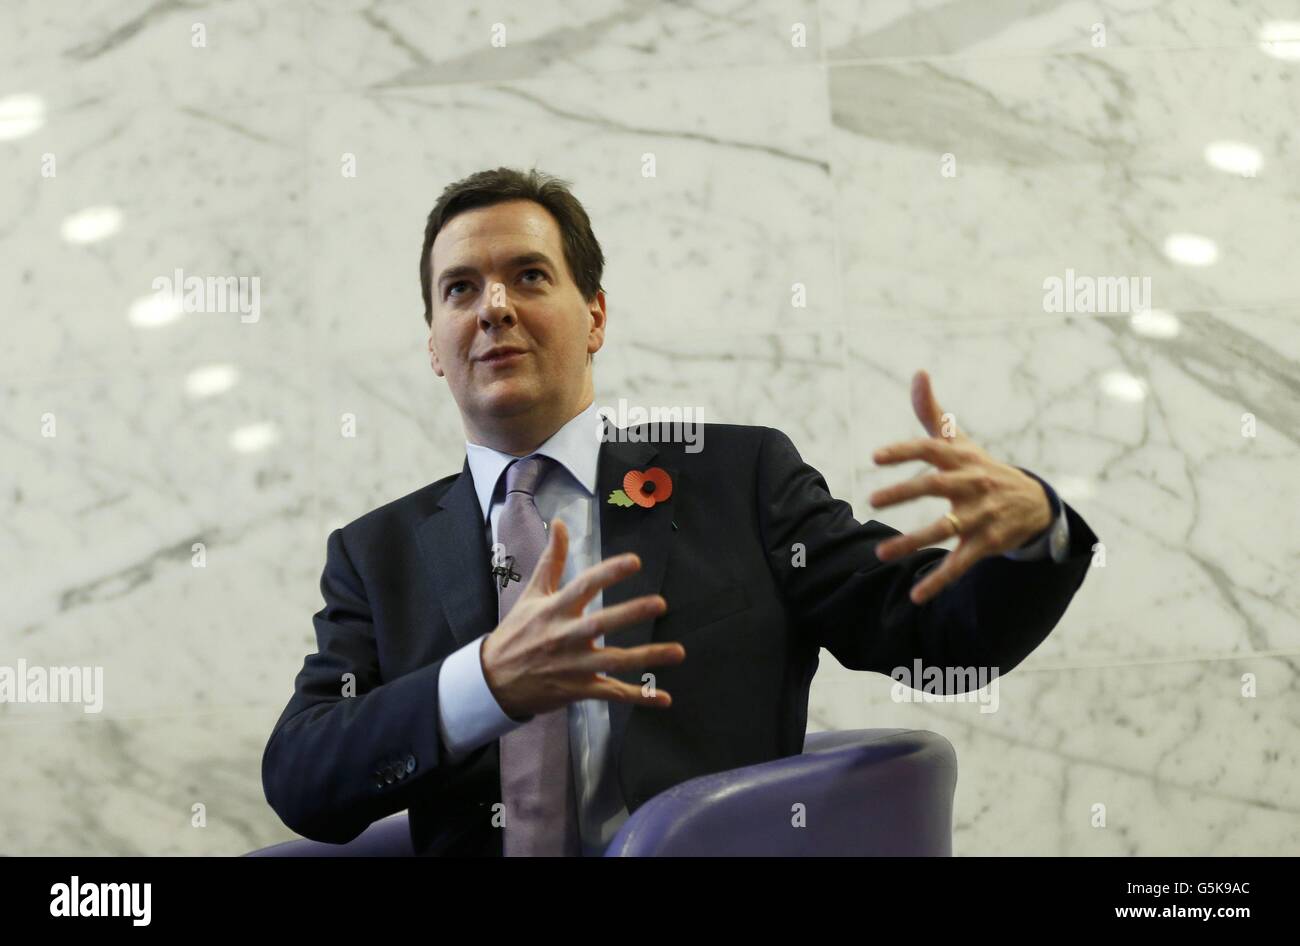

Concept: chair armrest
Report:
left=604, top=728, right=956, bottom=856
left=245, top=811, right=414, bottom=857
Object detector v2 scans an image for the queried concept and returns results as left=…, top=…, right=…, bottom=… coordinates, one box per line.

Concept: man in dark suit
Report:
left=262, top=167, right=1097, bottom=856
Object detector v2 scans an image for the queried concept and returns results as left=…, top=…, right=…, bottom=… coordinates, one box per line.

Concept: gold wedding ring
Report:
left=944, top=512, right=962, bottom=537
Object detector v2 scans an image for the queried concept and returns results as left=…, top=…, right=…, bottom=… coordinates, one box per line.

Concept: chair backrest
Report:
left=603, top=728, right=957, bottom=856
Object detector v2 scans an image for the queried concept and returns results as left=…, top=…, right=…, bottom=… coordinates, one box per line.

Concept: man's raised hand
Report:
left=480, top=518, right=685, bottom=718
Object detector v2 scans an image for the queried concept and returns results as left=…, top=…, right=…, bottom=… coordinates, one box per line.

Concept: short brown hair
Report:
left=420, top=167, right=605, bottom=326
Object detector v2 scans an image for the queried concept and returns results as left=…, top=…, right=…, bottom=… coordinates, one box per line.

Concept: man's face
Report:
left=427, top=200, right=605, bottom=437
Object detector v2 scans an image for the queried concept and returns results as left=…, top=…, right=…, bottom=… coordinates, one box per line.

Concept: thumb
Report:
left=528, top=516, right=568, bottom=594
left=911, top=369, right=950, bottom=439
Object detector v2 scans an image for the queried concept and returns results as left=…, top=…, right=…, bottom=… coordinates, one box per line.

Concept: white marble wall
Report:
left=1, top=0, right=1296, bottom=855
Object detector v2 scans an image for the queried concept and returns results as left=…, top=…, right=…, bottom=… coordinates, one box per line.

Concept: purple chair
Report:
left=247, top=728, right=956, bottom=857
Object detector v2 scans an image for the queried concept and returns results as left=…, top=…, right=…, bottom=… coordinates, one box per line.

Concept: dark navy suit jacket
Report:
left=262, top=422, right=1097, bottom=855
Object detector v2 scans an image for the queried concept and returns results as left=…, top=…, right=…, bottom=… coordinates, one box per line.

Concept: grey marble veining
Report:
left=305, top=0, right=823, bottom=91
left=822, top=0, right=1300, bottom=61
left=2, top=0, right=1296, bottom=855
left=828, top=48, right=1300, bottom=320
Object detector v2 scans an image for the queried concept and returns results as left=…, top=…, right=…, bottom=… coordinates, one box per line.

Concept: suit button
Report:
left=406, top=756, right=417, bottom=774
left=384, top=772, right=395, bottom=784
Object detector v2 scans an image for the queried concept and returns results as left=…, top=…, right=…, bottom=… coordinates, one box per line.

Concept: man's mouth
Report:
left=483, top=352, right=522, bottom=367
left=476, top=346, right=528, bottom=366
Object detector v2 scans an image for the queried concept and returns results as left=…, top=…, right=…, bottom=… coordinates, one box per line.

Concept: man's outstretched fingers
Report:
left=526, top=516, right=568, bottom=595
left=911, top=538, right=983, bottom=605
left=553, top=552, right=644, bottom=615
left=564, top=594, right=667, bottom=642
left=590, top=675, right=673, bottom=708
left=569, top=642, right=686, bottom=675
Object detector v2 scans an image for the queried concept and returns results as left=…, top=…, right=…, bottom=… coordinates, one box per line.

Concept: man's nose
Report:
left=478, top=281, right=516, bottom=330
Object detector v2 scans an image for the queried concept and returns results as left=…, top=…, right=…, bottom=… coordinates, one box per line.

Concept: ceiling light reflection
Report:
left=1100, top=370, right=1147, bottom=403
left=1259, top=21, right=1300, bottom=60
left=61, top=205, right=123, bottom=244
left=185, top=364, right=240, bottom=398
left=0, top=93, right=46, bottom=140
left=1204, top=140, right=1263, bottom=177
left=1129, top=308, right=1181, bottom=339
left=1163, top=233, right=1218, bottom=267
left=127, top=293, right=184, bottom=328
left=229, top=422, right=279, bottom=453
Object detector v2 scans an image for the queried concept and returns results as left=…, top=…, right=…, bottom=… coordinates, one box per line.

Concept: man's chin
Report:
left=473, top=384, right=543, bottom=418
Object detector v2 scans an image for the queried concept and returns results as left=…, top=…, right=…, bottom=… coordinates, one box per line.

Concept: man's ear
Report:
left=428, top=324, right=445, bottom=377
left=586, top=289, right=607, bottom=357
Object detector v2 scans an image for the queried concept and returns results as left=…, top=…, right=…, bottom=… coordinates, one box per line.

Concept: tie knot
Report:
left=504, top=455, right=553, bottom=499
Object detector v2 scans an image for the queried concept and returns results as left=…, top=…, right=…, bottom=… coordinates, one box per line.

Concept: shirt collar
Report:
left=464, top=400, right=603, bottom=523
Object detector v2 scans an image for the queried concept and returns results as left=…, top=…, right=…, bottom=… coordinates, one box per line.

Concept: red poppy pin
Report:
left=608, top=467, right=673, bottom=508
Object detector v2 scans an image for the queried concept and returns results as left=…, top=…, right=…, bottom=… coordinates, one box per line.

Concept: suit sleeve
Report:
left=261, top=527, right=486, bottom=844
left=755, top=427, right=1097, bottom=684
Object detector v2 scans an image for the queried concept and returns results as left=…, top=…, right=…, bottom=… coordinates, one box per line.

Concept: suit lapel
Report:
left=597, top=428, right=677, bottom=762
left=416, top=459, right=499, bottom=650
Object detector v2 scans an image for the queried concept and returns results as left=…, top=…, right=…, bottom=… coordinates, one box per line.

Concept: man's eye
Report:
left=522, top=268, right=546, bottom=283
left=447, top=281, right=470, bottom=298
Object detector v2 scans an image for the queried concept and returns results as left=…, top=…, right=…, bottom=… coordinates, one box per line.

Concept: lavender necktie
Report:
left=495, top=455, right=581, bottom=856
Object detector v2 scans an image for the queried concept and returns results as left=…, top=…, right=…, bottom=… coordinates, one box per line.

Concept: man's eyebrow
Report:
left=436, top=252, right=558, bottom=287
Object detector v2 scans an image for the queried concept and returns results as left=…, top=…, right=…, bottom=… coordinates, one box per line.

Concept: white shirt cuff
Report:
left=437, top=634, right=525, bottom=763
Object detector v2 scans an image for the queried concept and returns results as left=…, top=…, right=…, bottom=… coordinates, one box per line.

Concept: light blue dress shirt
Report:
left=437, top=400, right=626, bottom=856
left=435, top=401, right=1072, bottom=855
